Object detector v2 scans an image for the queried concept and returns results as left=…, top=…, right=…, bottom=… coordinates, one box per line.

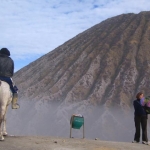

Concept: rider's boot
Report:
left=12, top=93, right=20, bottom=109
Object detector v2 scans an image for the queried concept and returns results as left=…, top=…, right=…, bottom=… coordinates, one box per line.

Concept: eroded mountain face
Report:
left=11, top=12, right=150, bottom=140
left=14, top=11, right=150, bottom=109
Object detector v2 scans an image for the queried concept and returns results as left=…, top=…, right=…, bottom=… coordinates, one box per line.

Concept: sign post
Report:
left=70, top=115, right=84, bottom=138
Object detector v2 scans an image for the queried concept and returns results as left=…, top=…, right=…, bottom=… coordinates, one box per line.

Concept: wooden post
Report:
left=70, top=116, right=73, bottom=138
left=83, top=118, right=84, bottom=139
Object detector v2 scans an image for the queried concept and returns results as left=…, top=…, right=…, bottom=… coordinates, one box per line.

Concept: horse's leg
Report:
left=2, top=105, right=8, bottom=136
left=0, top=106, right=5, bottom=141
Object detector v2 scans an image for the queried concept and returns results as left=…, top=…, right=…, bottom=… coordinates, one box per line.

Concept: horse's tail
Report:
left=0, top=80, right=1, bottom=86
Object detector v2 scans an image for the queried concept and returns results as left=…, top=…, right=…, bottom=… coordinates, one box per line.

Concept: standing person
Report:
left=0, top=48, right=19, bottom=109
left=132, top=92, right=148, bottom=145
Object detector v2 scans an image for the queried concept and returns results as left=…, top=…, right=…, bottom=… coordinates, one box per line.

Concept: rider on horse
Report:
left=0, top=48, right=19, bottom=109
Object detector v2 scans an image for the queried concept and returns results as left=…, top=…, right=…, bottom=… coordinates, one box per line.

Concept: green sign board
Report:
left=70, top=115, right=85, bottom=138
left=71, top=116, right=84, bottom=129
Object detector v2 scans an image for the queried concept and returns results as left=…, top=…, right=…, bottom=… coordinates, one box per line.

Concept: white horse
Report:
left=0, top=80, right=12, bottom=141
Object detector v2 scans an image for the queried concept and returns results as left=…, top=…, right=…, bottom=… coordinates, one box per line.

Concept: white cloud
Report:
left=0, top=0, right=150, bottom=71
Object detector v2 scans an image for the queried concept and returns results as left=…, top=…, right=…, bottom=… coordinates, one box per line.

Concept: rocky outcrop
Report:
left=14, top=11, right=150, bottom=110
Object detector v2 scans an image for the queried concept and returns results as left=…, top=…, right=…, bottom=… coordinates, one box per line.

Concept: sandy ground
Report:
left=0, top=136, right=149, bottom=150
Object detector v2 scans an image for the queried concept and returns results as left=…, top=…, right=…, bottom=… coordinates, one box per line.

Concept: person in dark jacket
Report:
left=0, top=48, right=19, bottom=109
left=132, top=92, right=148, bottom=145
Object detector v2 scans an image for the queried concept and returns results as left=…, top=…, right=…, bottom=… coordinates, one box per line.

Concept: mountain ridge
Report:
left=14, top=11, right=150, bottom=110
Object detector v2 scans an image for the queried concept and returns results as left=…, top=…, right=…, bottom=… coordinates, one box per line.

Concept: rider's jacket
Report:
left=0, top=54, right=14, bottom=77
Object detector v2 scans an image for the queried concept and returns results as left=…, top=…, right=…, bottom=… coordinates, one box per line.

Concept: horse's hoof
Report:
left=3, top=132, right=8, bottom=136
left=0, top=136, right=4, bottom=141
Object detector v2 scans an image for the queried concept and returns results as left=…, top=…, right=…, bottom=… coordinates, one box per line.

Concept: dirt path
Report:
left=0, top=136, right=149, bottom=150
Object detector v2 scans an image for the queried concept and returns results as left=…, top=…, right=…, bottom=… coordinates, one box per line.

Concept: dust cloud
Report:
left=6, top=99, right=150, bottom=142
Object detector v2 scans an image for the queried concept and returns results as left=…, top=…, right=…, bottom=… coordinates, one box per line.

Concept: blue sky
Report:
left=0, top=0, right=150, bottom=72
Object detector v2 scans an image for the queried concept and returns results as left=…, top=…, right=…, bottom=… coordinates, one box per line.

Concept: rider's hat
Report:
left=0, top=48, right=10, bottom=56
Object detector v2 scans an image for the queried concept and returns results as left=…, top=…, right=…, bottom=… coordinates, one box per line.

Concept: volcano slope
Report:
left=10, top=11, right=150, bottom=141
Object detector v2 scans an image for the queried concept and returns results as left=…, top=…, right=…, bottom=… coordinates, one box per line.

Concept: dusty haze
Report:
left=6, top=99, right=150, bottom=142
